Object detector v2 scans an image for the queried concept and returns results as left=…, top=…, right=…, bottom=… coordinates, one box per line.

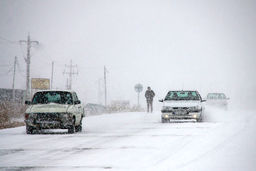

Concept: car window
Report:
left=165, top=91, right=200, bottom=100
left=220, top=93, right=226, bottom=99
left=207, top=93, right=226, bottom=99
left=32, top=91, right=73, bottom=104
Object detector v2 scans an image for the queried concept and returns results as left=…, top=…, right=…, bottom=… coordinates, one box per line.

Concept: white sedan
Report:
left=159, top=90, right=206, bottom=122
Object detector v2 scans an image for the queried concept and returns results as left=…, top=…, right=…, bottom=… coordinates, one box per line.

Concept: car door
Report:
left=73, top=92, right=82, bottom=125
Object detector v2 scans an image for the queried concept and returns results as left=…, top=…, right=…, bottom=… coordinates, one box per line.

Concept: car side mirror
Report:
left=201, top=99, right=206, bottom=102
left=226, top=97, right=230, bottom=100
left=159, top=99, right=164, bottom=102
left=25, top=101, right=31, bottom=105
left=74, top=100, right=81, bottom=104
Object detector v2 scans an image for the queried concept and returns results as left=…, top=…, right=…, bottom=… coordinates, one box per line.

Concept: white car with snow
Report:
left=206, top=93, right=229, bottom=110
left=24, top=90, right=84, bottom=134
left=159, top=90, right=206, bottom=123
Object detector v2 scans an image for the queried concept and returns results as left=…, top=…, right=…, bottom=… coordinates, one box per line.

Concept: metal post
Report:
left=20, top=33, right=39, bottom=100
left=104, top=66, right=107, bottom=107
left=69, top=60, right=72, bottom=90
left=26, top=35, right=30, bottom=99
left=137, top=92, right=140, bottom=107
left=51, top=61, right=54, bottom=90
left=12, top=56, right=17, bottom=102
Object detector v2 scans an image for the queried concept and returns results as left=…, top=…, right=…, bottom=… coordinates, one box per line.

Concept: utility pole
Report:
left=19, top=33, right=39, bottom=100
left=137, top=91, right=140, bottom=106
left=63, top=60, right=78, bottom=90
left=51, top=61, right=54, bottom=90
left=104, top=66, right=108, bottom=107
left=97, top=78, right=103, bottom=105
left=66, top=78, right=69, bottom=90
left=12, top=56, right=17, bottom=102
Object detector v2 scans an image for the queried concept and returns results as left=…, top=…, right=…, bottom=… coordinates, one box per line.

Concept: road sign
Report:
left=134, top=84, right=143, bottom=107
left=134, top=84, right=143, bottom=93
left=31, top=78, right=50, bottom=90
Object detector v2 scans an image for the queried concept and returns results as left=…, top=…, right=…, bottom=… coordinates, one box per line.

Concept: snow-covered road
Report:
left=0, top=107, right=256, bottom=171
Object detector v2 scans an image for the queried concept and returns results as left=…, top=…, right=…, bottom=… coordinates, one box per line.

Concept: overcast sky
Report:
left=0, top=0, right=255, bottom=108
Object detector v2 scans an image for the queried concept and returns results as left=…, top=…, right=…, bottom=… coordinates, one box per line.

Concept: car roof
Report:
left=167, top=90, right=199, bottom=92
left=34, top=90, right=75, bottom=93
left=207, top=93, right=225, bottom=95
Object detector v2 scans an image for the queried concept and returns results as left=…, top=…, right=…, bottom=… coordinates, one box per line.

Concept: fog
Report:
left=0, top=0, right=256, bottom=108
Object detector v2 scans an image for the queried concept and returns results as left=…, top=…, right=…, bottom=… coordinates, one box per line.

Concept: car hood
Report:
left=26, top=103, right=71, bottom=113
left=163, top=100, right=201, bottom=107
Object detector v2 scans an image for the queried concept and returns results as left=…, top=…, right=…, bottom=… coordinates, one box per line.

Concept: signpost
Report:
left=31, top=78, right=50, bottom=90
left=134, top=83, right=143, bottom=107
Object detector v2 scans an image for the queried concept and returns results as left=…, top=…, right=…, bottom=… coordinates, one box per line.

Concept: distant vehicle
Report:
left=206, top=93, right=229, bottom=109
left=84, top=103, right=106, bottom=115
left=159, top=90, right=206, bottom=123
left=24, top=90, right=85, bottom=134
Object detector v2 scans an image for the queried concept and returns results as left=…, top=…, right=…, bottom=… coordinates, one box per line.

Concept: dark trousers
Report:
left=147, top=100, right=153, bottom=113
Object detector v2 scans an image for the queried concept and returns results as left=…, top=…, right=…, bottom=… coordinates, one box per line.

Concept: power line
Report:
left=0, top=64, right=11, bottom=67
left=16, top=58, right=26, bottom=77
left=7, top=66, right=14, bottom=74
left=63, top=60, right=78, bottom=90
left=0, top=35, right=19, bottom=44
left=0, top=64, right=13, bottom=76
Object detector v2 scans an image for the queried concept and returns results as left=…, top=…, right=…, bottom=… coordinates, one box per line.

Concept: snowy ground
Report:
left=0, top=106, right=256, bottom=171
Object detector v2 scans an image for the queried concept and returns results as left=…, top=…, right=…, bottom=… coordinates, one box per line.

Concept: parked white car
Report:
left=24, top=90, right=84, bottom=134
left=159, top=90, right=206, bottom=123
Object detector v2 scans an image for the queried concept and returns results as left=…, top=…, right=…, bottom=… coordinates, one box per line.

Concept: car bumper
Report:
left=25, top=119, right=73, bottom=129
left=161, top=112, right=201, bottom=120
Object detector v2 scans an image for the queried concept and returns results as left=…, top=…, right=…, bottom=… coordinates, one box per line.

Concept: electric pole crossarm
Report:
left=63, top=60, right=78, bottom=90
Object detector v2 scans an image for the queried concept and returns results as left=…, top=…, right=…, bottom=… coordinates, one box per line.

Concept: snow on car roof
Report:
left=167, top=90, right=199, bottom=92
left=34, top=90, right=76, bottom=93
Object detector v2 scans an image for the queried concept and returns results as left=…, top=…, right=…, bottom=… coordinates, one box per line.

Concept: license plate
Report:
left=174, top=110, right=187, bottom=115
left=37, top=121, right=59, bottom=124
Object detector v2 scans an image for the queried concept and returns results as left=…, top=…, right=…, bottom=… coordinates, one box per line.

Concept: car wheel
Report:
left=68, top=118, right=75, bottom=134
left=197, top=116, right=203, bottom=122
left=75, top=118, right=83, bottom=132
left=26, top=125, right=35, bottom=134
left=161, top=118, right=168, bottom=123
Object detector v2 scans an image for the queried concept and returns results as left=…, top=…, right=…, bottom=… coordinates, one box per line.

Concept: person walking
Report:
left=145, top=86, right=155, bottom=113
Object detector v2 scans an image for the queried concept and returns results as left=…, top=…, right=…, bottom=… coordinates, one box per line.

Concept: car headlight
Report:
left=25, top=113, right=29, bottom=120
left=164, top=114, right=169, bottom=118
left=193, top=114, right=197, bottom=118
left=25, top=113, right=37, bottom=119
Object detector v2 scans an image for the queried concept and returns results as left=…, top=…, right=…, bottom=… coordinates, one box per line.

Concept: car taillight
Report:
left=25, top=113, right=29, bottom=120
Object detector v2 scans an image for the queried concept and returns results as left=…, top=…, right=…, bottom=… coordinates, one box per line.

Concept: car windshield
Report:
left=32, top=91, right=73, bottom=104
left=207, top=93, right=226, bottom=99
left=164, top=91, right=200, bottom=100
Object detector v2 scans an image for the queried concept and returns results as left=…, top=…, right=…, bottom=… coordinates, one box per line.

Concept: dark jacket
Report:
left=145, top=90, right=155, bottom=102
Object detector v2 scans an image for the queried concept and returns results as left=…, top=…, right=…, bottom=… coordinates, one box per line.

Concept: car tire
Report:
left=26, top=125, right=35, bottom=134
left=197, top=116, right=203, bottom=122
left=75, top=118, right=83, bottom=132
left=68, top=118, right=75, bottom=134
left=161, top=118, right=168, bottom=123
